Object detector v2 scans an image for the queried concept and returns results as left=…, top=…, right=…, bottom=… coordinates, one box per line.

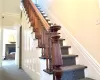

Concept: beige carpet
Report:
left=0, top=60, right=32, bottom=80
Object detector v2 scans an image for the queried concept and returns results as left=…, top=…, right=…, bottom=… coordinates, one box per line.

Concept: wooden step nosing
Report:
left=61, top=65, right=87, bottom=72
left=59, top=39, right=65, bottom=41
left=62, top=55, right=78, bottom=58
left=61, top=46, right=71, bottom=48
left=54, top=65, right=87, bottom=73
left=79, top=78, right=95, bottom=80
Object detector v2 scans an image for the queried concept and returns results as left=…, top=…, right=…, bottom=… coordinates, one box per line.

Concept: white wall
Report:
left=0, top=26, right=3, bottom=67
left=1, top=0, right=21, bottom=27
left=0, top=0, right=3, bottom=67
left=21, top=8, right=41, bottom=80
left=0, top=0, right=2, bottom=15
left=38, top=0, right=100, bottom=64
left=37, top=0, right=100, bottom=79
left=2, top=13, right=20, bottom=27
left=2, top=0, right=20, bottom=14
left=40, top=59, right=53, bottom=80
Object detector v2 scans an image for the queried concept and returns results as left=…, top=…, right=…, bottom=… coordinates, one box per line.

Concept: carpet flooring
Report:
left=0, top=60, right=32, bottom=80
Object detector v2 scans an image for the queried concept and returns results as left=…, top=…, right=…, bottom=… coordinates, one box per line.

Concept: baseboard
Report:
left=37, top=4, right=100, bottom=79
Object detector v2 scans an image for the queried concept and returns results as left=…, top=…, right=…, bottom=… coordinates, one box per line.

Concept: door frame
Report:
left=15, top=25, right=22, bottom=69
left=18, top=26, right=22, bottom=69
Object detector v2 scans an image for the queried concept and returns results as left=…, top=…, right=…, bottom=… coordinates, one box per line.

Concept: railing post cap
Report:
left=50, top=24, right=61, bottom=32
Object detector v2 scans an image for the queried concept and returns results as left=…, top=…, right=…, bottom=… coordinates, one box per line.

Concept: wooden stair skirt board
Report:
left=23, top=1, right=95, bottom=80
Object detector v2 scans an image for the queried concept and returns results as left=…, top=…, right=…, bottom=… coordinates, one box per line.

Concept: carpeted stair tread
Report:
left=47, top=21, right=54, bottom=26
left=40, top=10, right=44, bottom=13
left=62, top=54, right=78, bottom=66
left=79, top=78, right=95, bottom=80
left=54, top=65, right=87, bottom=72
left=35, top=4, right=39, bottom=7
left=59, top=38, right=65, bottom=46
left=61, top=46, right=71, bottom=55
left=37, top=7, right=41, bottom=9
left=45, top=17, right=50, bottom=21
left=61, top=46, right=71, bottom=48
left=43, top=14, right=48, bottom=17
left=39, top=11, right=44, bottom=14
left=61, top=65, right=87, bottom=71
left=59, top=38, right=65, bottom=41
left=62, top=54, right=78, bottom=58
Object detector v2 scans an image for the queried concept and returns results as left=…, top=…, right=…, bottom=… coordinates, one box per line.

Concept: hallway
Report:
left=0, top=60, right=32, bottom=80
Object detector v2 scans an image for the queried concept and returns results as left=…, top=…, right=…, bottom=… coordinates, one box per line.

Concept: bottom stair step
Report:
left=61, top=65, right=87, bottom=71
left=79, top=78, right=95, bottom=80
left=54, top=65, right=87, bottom=80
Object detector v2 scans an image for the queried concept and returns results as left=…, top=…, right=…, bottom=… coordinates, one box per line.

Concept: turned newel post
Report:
left=44, top=25, right=61, bottom=73
left=51, top=35, right=63, bottom=80
left=48, top=25, right=61, bottom=71
left=51, top=35, right=63, bottom=66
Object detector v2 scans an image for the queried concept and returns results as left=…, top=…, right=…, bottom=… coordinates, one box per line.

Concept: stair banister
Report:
left=52, top=35, right=63, bottom=80
left=29, top=0, right=50, bottom=31
left=23, top=0, right=63, bottom=80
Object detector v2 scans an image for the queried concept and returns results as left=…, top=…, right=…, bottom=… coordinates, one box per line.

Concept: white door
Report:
left=15, top=26, right=22, bottom=68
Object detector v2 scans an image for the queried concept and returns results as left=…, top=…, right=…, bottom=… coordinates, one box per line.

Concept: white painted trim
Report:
left=36, top=72, right=40, bottom=76
left=38, top=4, right=100, bottom=79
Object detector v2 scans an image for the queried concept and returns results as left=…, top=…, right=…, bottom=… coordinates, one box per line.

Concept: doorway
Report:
left=2, top=28, right=16, bottom=62
left=2, top=26, right=22, bottom=68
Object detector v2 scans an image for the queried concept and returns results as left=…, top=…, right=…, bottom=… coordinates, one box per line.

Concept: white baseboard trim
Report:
left=38, top=4, right=100, bottom=79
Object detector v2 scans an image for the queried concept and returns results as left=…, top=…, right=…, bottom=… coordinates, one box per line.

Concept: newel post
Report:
left=49, top=25, right=61, bottom=71
left=51, top=35, right=63, bottom=80
left=43, top=25, right=61, bottom=73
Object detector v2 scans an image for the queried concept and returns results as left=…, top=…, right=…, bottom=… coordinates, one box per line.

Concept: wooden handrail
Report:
left=29, top=0, right=50, bottom=31
left=23, top=0, right=63, bottom=80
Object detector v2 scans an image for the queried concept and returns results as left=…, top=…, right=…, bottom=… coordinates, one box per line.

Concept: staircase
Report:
left=22, top=0, right=95, bottom=80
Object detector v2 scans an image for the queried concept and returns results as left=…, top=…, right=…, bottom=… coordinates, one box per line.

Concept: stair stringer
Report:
left=36, top=4, right=100, bottom=80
